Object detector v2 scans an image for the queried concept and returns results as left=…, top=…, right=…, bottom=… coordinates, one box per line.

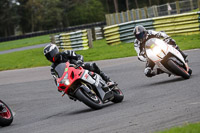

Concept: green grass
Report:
left=155, top=122, right=200, bottom=133
left=0, top=35, right=50, bottom=51
left=76, top=39, right=136, bottom=61
left=0, top=48, right=51, bottom=71
left=0, top=39, right=136, bottom=71
left=172, top=34, right=200, bottom=50
left=0, top=33, right=199, bottom=71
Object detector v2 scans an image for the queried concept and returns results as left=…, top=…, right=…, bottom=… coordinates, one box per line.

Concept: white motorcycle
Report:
left=145, top=38, right=192, bottom=79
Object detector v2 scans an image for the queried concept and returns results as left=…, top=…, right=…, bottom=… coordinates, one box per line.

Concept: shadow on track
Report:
left=67, top=102, right=115, bottom=115
left=148, top=77, right=184, bottom=86
left=133, top=77, right=187, bottom=89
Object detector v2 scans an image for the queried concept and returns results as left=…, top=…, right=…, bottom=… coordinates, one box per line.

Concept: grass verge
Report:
left=0, top=39, right=136, bottom=71
left=0, top=34, right=199, bottom=71
left=0, top=35, right=50, bottom=51
left=155, top=122, right=200, bottom=133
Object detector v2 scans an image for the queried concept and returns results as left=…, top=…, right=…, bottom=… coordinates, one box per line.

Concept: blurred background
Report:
left=1, top=0, right=195, bottom=38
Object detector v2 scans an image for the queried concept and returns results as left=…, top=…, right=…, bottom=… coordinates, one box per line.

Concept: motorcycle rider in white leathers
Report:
left=133, top=25, right=188, bottom=77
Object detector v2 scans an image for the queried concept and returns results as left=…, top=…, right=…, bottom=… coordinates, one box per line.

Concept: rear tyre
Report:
left=111, top=86, right=124, bottom=103
left=167, top=59, right=190, bottom=79
left=75, top=89, right=103, bottom=110
left=0, top=100, right=13, bottom=127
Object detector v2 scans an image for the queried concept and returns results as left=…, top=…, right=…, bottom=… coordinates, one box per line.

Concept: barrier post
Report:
left=117, top=13, right=121, bottom=23
left=50, top=35, right=55, bottom=44
left=198, top=0, right=200, bottom=11
left=138, top=9, right=142, bottom=19
left=87, top=29, right=93, bottom=48
left=127, top=10, right=131, bottom=21
left=153, top=5, right=158, bottom=17
left=144, top=7, right=148, bottom=18
left=176, top=1, right=180, bottom=14
left=115, top=13, right=119, bottom=24
left=132, top=9, right=137, bottom=20
left=122, top=11, right=126, bottom=22
left=113, top=13, right=117, bottom=24
left=105, top=14, right=110, bottom=26
left=190, top=0, right=194, bottom=10
left=91, top=27, right=96, bottom=40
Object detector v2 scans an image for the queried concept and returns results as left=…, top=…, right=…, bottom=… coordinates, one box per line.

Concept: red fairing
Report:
left=57, top=62, right=85, bottom=94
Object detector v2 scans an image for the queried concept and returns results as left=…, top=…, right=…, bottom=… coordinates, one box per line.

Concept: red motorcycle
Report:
left=0, top=100, right=13, bottom=127
left=55, top=62, right=124, bottom=110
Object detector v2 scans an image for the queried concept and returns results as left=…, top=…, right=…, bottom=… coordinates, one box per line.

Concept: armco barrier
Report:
left=153, top=12, right=200, bottom=35
left=104, top=11, right=200, bottom=45
left=51, top=29, right=93, bottom=51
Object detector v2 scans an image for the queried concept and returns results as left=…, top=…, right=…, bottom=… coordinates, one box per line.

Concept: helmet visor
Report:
left=135, top=32, right=145, bottom=41
left=44, top=47, right=59, bottom=62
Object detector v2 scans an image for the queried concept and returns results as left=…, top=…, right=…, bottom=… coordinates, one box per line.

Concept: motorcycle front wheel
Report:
left=0, top=100, right=13, bottom=127
left=111, top=86, right=124, bottom=103
left=75, top=89, right=103, bottom=110
left=167, top=59, right=190, bottom=79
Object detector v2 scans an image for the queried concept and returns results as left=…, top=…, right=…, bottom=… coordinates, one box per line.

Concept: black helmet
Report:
left=44, top=44, right=59, bottom=62
left=133, top=25, right=147, bottom=42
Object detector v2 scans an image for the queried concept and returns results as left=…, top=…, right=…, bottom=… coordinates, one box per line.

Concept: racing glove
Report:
left=76, top=60, right=84, bottom=66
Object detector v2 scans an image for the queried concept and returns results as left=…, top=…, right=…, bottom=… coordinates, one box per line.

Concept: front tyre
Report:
left=167, top=59, right=190, bottom=79
left=75, top=89, right=103, bottom=110
left=111, top=86, right=124, bottom=103
left=0, top=100, right=13, bottom=127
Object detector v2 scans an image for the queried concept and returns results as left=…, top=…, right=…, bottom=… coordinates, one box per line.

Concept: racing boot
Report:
left=99, top=71, right=115, bottom=86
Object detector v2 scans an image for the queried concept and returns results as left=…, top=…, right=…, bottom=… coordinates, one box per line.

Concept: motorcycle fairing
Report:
left=57, top=62, right=85, bottom=93
left=56, top=62, right=114, bottom=102
left=145, top=38, right=185, bottom=64
left=145, top=38, right=188, bottom=74
left=81, top=72, right=114, bottom=102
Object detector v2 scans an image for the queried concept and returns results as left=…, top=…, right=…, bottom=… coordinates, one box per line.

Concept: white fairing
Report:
left=145, top=38, right=186, bottom=74
left=81, top=70, right=105, bottom=87
left=81, top=70, right=96, bottom=84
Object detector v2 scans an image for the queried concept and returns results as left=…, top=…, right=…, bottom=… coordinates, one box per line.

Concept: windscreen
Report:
left=55, top=63, right=66, bottom=78
left=145, top=38, right=166, bottom=49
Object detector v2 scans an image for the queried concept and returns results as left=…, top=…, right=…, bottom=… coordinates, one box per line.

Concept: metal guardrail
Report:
left=51, top=29, right=93, bottom=51
left=104, top=11, right=200, bottom=45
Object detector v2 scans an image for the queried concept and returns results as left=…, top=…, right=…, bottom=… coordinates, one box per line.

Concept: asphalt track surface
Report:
left=0, top=43, right=47, bottom=55
left=0, top=49, right=200, bottom=133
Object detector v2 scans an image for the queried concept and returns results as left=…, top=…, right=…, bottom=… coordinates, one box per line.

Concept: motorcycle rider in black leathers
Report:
left=133, top=25, right=188, bottom=77
left=43, top=44, right=114, bottom=90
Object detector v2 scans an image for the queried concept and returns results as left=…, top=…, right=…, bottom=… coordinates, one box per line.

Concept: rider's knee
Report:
left=144, top=67, right=155, bottom=77
left=91, top=63, right=100, bottom=74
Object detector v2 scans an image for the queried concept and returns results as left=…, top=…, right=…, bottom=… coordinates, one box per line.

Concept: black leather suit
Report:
left=50, top=50, right=110, bottom=82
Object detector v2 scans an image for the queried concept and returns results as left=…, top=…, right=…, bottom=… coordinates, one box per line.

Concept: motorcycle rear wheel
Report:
left=75, top=89, right=103, bottom=110
left=167, top=59, right=190, bottom=79
left=0, top=100, right=13, bottom=127
left=111, top=86, right=124, bottom=103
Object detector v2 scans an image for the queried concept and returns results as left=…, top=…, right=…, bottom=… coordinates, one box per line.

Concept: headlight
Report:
left=152, top=45, right=162, bottom=55
left=64, top=79, right=70, bottom=85
left=60, top=73, right=70, bottom=85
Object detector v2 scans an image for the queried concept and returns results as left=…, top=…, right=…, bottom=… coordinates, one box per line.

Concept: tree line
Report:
left=0, top=0, right=176, bottom=38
